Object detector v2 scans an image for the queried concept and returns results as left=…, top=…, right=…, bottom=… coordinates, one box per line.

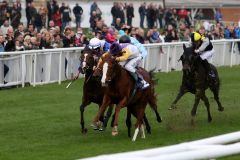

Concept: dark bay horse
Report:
left=93, top=53, right=162, bottom=141
left=79, top=49, right=114, bottom=133
left=80, top=49, right=153, bottom=136
left=170, top=44, right=224, bottom=122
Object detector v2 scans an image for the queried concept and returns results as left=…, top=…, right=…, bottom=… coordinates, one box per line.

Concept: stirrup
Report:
left=141, top=81, right=150, bottom=90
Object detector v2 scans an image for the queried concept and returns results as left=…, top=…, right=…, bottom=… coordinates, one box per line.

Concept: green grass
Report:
left=0, top=66, right=240, bottom=160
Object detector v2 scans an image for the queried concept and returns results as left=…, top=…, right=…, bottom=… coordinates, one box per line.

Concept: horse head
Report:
left=93, top=53, right=118, bottom=87
left=80, top=49, right=98, bottom=74
left=179, top=44, right=196, bottom=74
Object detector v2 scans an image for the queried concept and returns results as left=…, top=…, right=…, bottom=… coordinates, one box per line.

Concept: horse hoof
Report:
left=90, top=123, right=99, bottom=130
left=82, top=128, right=88, bottom=134
left=98, top=127, right=105, bottom=131
left=208, top=117, right=212, bottom=123
left=219, top=107, right=224, bottom=112
left=112, top=126, right=118, bottom=136
left=191, top=110, right=196, bottom=116
left=112, top=131, right=118, bottom=136
left=168, top=106, right=176, bottom=110
left=157, top=117, right=163, bottom=123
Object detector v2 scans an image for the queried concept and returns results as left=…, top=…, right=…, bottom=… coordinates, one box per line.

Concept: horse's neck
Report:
left=110, top=64, right=133, bottom=92
left=85, top=69, right=93, bottom=79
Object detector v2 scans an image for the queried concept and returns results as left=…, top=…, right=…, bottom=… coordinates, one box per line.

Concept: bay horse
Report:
left=80, top=49, right=153, bottom=135
left=93, top=53, right=162, bottom=141
left=169, top=44, right=224, bottom=122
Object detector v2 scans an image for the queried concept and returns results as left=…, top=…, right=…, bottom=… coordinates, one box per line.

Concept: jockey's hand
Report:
left=73, top=72, right=80, bottom=80
left=194, top=49, right=200, bottom=54
left=112, top=56, right=118, bottom=61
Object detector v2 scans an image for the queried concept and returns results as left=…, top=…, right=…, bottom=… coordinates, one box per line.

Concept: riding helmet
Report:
left=191, top=32, right=202, bottom=42
left=110, top=42, right=122, bottom=56
left=89, top=38, right=101, bottom=49
left=119, top=35, right=131, bottom=43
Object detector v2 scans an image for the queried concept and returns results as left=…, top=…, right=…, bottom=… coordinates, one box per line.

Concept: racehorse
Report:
left=79, top=49, right=153, bottom=136
left=169, top=44, right=224, bottom=122
left=93, top=53, right=162, bottom=141
left=79, top=48, right=113, bottom=133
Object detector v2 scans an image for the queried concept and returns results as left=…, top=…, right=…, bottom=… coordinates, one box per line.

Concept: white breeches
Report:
left=119, top=56, right=142, bottom=73
left=200, top=49, right=214, bottom=61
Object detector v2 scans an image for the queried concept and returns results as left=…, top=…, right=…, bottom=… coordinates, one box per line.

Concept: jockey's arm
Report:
left=97, top=52, right=109, bottom=67
left=115, top=48, right=131, bottom=61
left=198, top=38, right=210, bottom=52
left=130, top=37, right=147, bottom=58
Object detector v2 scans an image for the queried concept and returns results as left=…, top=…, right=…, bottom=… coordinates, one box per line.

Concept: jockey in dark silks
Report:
left=191, top=32, right=216, bottom=78
left=74, top=37, right=110, bottom=79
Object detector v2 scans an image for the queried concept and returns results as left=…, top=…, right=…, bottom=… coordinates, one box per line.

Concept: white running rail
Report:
left=0, top=39, right=240, bottom=88
left=80, top=131, right=240, bottom=160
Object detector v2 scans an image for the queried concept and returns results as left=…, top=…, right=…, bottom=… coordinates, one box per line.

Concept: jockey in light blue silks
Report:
left=118, top=30, right=147, bottom=59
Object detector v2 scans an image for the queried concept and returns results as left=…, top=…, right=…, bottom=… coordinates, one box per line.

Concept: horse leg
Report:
left=110, top=113, right=115, bottom=128
left=191, top=89, right=202, bottom=117
left=140, top=124, right=146, bottom=139
left=92, top=96, right=111, bottom=129
left=112, top=97, right=128, bottom=136
left=103, top=104, right=114, bottom=129
left=132, top=104, right=146, bottom=141
left=201, top=93, right=212, bottom=122
left=143, top=113, right=151, bottom=134
left=80, top=101, right=90, bottom=134
left=210, top=85, right=224, bottom=112
left=126, top=108, right=132, bottom=138
left=169, top=87, right=187, bottom=110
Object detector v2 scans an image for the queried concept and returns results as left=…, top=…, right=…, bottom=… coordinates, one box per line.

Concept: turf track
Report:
left=0, top=66, right=240, bottom=160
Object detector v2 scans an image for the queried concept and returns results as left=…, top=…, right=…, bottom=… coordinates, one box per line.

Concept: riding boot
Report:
left=128, top=71, right=138, bottom=82
left=202, top=60, right=216, bottom=79
left=136, top=71, right=150, bottom=89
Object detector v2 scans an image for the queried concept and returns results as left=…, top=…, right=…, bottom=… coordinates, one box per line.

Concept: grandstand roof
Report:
left=165, top=0, right=240, bottom=8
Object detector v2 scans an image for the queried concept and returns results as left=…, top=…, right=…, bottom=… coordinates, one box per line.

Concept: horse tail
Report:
left=148, top=68, right=158, bottom=86
left=147, top=68, right=162, bottom=123
left=210, top=64, right=221, bottom=90
left=147, top=93, right=162, bottom=123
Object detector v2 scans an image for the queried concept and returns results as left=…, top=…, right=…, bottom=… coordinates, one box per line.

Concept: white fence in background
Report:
left=80, top=131, right=240, bottom=160
left=0, top=39, right=240, bottom=88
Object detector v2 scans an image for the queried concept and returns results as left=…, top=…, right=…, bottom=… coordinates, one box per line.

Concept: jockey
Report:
left=88, top=37, right=110, bottom=57
left=191, top=31, right=215, bottom=78
left=118, top=30, right=147, bottom=58
left=109, top=42, right=150, bottom=89
left=73, top=37, right=110, bottom=80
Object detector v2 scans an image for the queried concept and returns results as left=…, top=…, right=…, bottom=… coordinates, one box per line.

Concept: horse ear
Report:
left=183, top=44, right=187, bottom=51
left=178, top=55, right=183, bottom=62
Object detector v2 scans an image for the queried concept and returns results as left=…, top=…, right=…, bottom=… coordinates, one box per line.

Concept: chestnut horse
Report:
left=170, top=44, right=224, bottom=122
left=93, top=53, right=162, bottom=141
left=80, top=49, right=153, bottom=136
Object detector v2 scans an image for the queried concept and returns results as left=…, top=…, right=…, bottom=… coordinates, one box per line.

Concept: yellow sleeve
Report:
left=97, top=52, right=109, bottom=66
left=116, top=48, right=131, bottom=61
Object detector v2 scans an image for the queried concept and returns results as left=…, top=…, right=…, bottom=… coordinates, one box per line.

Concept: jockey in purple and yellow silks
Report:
left=109, top=40, right=149, bottom=89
